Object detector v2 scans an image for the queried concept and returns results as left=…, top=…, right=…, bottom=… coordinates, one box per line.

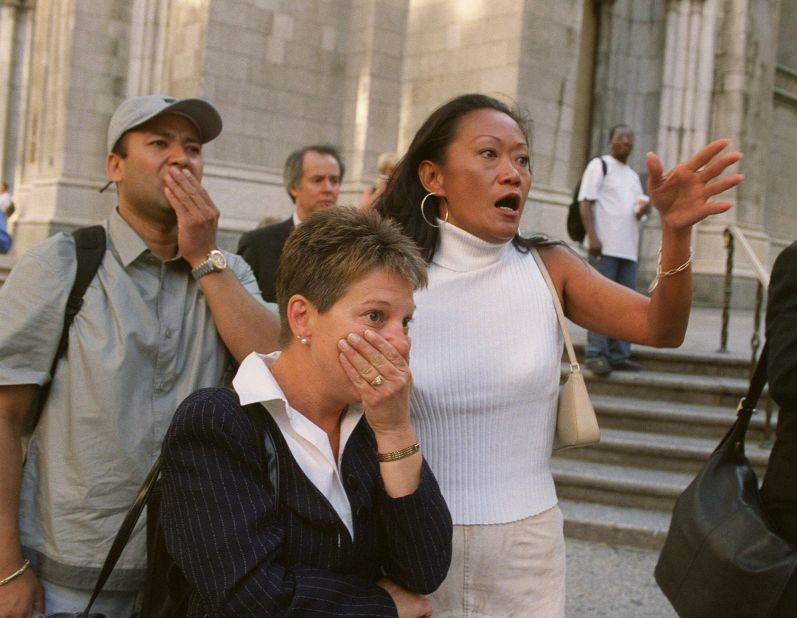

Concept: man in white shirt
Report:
left=578, top=124, right=650, bottom=376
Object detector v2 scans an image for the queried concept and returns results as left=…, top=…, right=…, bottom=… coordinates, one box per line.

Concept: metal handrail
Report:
left=719, top=225, right=770, bottom=357
left=720, top=224, right=773, bottom=444
left=725, top=225, right=770, bottom=288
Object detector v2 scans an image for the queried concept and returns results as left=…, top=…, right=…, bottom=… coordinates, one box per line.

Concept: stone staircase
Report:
left=555, top=345, right=774, bottom=550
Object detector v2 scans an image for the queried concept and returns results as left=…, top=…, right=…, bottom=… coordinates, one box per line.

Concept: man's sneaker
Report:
left=611, top=359, right=642, bottom=372
left=585, top=356, right=612, bottom=377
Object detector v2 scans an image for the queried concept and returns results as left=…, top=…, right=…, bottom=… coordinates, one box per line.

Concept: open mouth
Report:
left=495, top=195, right=520, bottom=211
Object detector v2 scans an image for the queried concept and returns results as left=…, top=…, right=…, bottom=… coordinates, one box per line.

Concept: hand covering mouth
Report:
left=495, top=195, right=520, bottom=211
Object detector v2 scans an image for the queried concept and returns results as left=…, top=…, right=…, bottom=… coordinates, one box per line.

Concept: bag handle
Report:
left=738, top=342, right=769, bottom=422
left=531, top=249, right=578, bottom=367
left=81, top=400, right=280, bottom=616
left=81, top=457, right=161, bottom=618
left=714, top=342, right=769, bottom=457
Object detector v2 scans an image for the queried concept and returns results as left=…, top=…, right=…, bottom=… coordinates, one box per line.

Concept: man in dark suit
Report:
left=237, top=144, right=344, bottom=302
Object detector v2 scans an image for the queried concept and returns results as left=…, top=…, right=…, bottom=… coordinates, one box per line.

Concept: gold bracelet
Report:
left=648, top=245, right=693, bottom=293
left=377, top=442, right=420, bottom=462
left=0, top=559, right=30, bottom=587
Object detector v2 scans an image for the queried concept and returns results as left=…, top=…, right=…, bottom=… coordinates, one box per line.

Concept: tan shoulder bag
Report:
left=531, top=249, right=600, bottom=450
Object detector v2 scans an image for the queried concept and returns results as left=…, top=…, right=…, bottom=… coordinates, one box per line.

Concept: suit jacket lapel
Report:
left=267, top=413, right=352, bottom=532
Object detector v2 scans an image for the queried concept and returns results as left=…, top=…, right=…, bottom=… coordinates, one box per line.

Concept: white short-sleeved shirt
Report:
left=577, top=155, right=646, bottom=261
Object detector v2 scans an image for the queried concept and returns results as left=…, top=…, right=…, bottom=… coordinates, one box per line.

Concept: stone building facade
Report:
left=0, top=0, right=794, bottom=304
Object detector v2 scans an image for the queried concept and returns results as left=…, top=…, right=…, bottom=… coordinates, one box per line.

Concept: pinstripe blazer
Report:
left=160, top=387, right=452, bottom=617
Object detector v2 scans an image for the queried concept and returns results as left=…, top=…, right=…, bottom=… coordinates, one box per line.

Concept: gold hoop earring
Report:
left=420, top=192, right=448, bottom=228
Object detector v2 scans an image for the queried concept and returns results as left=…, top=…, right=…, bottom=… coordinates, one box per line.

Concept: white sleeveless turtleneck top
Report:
left=410, top=222, right=562, bottom=525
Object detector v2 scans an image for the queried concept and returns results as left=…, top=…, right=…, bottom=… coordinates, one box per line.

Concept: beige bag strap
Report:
left=531, top=248, right=578, bottom=368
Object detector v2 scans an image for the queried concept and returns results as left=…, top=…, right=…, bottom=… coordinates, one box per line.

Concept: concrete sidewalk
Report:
left=566, top=539, right=676, bottom=617
left=564, top=304, right=757, bottom=617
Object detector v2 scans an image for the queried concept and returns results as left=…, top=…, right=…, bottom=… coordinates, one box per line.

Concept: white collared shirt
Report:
left=233, top=351, right=363, bottom=539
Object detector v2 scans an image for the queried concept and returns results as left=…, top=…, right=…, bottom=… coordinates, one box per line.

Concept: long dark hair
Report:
left=374, top=93, right=549, bottom=262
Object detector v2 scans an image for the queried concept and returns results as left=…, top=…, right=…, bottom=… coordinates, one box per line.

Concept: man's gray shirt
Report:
left=0, top=209, right=266, bottom=590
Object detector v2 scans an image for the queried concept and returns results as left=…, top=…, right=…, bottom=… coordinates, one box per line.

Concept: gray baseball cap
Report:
left=106, top=94, right=222, bottom=153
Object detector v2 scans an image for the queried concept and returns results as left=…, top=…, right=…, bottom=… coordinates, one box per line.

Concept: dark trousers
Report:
left=586, top=255, right=637, bottom=362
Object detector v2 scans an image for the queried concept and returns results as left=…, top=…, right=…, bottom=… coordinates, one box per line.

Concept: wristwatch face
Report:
left=191, top=249, right=227, bottom=280
left=209, top=250, right=227, bottom=270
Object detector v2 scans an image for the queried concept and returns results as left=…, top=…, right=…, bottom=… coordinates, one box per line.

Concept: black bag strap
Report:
left=81, top=457, right=162, bottom=618
left=82, top=401, right=279, bottom=616
left=738, top=342, right=769, bottom=422
left=31, top=226, right=106, bottom=431
left=599, top=156, right=607, bottom=176
left=717, top=342, right=769, bottom=455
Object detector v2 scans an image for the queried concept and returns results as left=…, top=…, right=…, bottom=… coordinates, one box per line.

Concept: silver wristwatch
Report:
left=191, top=249, right=227, bottom=280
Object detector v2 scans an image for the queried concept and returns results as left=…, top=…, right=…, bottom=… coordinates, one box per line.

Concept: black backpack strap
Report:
left=599, top=156, right=607, bottom=176
left=55, top=225, right=106, bottom=359
left=27, top=225, right=106, bottom=434
left=243, top=402, right=280, bottom=505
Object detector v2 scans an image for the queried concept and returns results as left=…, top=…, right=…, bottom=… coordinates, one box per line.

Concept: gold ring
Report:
left=371, top=375, right=384, bottom=387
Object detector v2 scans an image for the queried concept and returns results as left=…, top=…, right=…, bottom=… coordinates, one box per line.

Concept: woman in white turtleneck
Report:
left=376, top=93, right=743, bottom=616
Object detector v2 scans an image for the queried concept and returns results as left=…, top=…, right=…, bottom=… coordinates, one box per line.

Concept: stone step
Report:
left=591, top=394, right=777, bottom=442
left=559, top=498, right=671, bottom=550
left=558, top=332, right=768, bottom=551
left=571, top=343, right=753, bottom=380
left=556, top=426, right=772, bottom=477
left=579, top=369, right=752, bottom=408
left=0, top=255, right=14, bottom=288
left=552, top=457, right=695, bottom=513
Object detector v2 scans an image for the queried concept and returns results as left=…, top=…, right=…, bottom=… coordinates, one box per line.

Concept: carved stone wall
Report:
left=0, top=0, right=793, bottom=306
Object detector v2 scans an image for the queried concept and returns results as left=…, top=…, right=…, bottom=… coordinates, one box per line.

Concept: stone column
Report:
left=0, top=0, right=29, bottom=187
left=657, top=0, right=717, bottom=168
left=126, top=0, right=169, bottom=96
left=694, top=0, right=780, bottom=303
left=0, top=2, right=16, bottom=181
left=338, top=0, right=409, bottom=206
left=654, top=0, right=721, bottom=296
left=11, top=0, right=217, bottom=249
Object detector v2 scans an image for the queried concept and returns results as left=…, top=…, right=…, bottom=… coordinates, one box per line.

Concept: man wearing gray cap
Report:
left=0, top=95, right=279, bottom=617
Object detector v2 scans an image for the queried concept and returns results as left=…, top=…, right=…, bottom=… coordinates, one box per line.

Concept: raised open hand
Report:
left=646, top=139, right=743, bottom=230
